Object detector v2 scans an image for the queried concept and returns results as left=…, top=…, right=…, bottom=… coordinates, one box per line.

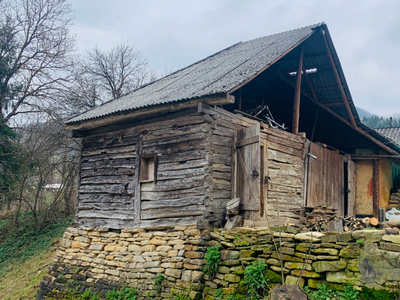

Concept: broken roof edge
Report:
left=359, top=122, right=400, bottom=154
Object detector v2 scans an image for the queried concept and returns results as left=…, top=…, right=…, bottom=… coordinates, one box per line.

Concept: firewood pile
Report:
left=388, top=191, right=400, bottom=209
left=301, top=205, right=374, bottom=232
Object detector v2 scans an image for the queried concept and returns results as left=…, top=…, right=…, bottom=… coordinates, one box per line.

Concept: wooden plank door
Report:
left=347, top=160, right=356, bottom=216
left=236, top=124, right=261, bottom=220
left=306, top=142, right=345, bottom=216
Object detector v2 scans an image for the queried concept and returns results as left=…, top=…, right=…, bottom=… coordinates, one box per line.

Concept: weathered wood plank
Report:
left=141, top=205, right=204, bottom=220
left=141, top=187, right=205, bottom=201
left=157, top=150, right=207, bottom=163
left=82, top=135, right=139, bottom=151
left=212, top=136, right=233, bottom=147
left=213, top=171, right=231, bottom=181
left=212, top=154, right=231, bottom=166
left=158, top=159, right=208, bottom=172
left=79, top=194, right=133, bottom=203
left=143, top=139, right=205, bottom=155
left=81, top=158, right=136, bottom=170
left=78, top=210, right=135, bottom=220
left=80, top=175, right=134, bottom=185
left=212, top=164, right=231, bottom=173
left=142, top=123, right=209, bottom=142
left=79, top=184, right=126, bottom=194
left=141, top=175, right=205, bottom=192
left=268, top=141, right=303, bottom=157
left=143, top=132, right=206, bottom=148
left=212, top=145, right=232, bottom=155
left=213, top=180, right=231, bottom=190
left=78, top=218, right=136, bottom=229
left=81, top=152, right=136, bottom=163
left=82, top=145, right=136, bottom=157
left=141, top=196, right=204, bottom=210
left=81, top=167, right=135, bottom=178
left=157, top=167, right=206, bottom=180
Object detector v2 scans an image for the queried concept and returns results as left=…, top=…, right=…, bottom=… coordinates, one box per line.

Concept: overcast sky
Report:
left=70, top=0, right=400, bottom=117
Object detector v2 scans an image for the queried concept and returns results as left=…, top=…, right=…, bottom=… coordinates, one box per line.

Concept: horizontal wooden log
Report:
left=81, top=167, right=135, bottom=178
left=212, top=164, right=231, bottom=173
left=141, top=204, right=204, bottom=220
left=82, top=144, right=136, bottom=157
left=143, top=139, right=206, bottom=156
left=78, top=202, right=133, bottom=210
left=263, top=127, right=305, bottom=144
left=212, top=189, right=231, bottom=199
left=142, top=123, right=209, bottom=142
left=82, top=135, right=139, bottom=151
left=79, top=194, right=133, bottom=203
left=81, top=158, right=135, bottom=170
left=80, top=175, right=134, bottom=185
left=213, top=180, right=231, bottom=190
left=78, top=210, right=135, bottom=220
left=213, top=171, right=231, bottom=181
left=157, top=150, right=207, bottom=163
left=140, top=216, right=199, bottom=230
left=81, top=152, right=136, bottom=163
left=79, top=184, right=126, bottom=194
left=157, top=167, right=206, bottom=180
left=212, top=154, right=231, bottom=166
left=141, top=196, right=204, bottom=210
left=268, top=149, right=302, bottom=164
left=264, top=134, right=304, bottom=151
left=268, top=142, right=303, bottom=157
left=158, top=159, right=208, bottom=172
left=212, top=145, right=232, bottom=156
left=141, top=187, right=205, bottom=201
left=141, top=175, right=205, bottom=192
left=78, top=218, right=136, bottom=229
left=143, top=132, right=206, bottom=148
left=212, top=136, right=233, bottom=147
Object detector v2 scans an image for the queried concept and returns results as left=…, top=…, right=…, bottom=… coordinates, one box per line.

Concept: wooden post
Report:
left=292, top=46, right=304, bottom=134
left=322, top=31, right=357, bottom=128
left=372, top=159, right=379, bottom=218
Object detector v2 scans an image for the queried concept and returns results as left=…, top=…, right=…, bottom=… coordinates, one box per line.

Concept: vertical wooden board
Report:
left=347, top=160, right=356, bottom=216
left=378, top=159, right=392, bottom=209
left=355, top=160, right=373, bottom=215
left=134, top=140, right=142, bottom=226
left=306, top=143, right=344, bottom=216
left=236, top=124, right=260, bottom=220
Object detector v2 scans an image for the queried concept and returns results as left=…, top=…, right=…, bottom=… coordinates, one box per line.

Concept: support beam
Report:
left=372, top=159, right=379, bottom=218
left=272, top=69, right=399, bottom=155
left=322, top=31, right=357, bottom=128
left=292, top=46, right=304, bottom=134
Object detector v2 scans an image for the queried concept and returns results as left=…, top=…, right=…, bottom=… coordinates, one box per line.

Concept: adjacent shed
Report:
left=66, top=23, right=400, bottom=229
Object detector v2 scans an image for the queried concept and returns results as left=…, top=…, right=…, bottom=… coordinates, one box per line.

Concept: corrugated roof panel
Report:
left=376, top=127, right=400, bottom=146
left=67, top=23, right=322, bottom=124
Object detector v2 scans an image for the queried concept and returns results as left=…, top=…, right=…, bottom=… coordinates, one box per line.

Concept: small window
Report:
left=140, top=154, right=157, bottom=183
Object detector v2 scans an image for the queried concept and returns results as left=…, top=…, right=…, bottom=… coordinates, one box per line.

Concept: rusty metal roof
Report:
left=66, top=23, right=322, bottom=124
left=376, top=127, right=400, bottom=147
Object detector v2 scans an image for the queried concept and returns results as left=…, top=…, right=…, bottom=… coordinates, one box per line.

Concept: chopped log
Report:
left=369, top=217, right=379, bottom=226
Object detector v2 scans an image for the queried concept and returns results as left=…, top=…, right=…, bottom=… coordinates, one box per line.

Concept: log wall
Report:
left=77, top=109, right=211, bottom=229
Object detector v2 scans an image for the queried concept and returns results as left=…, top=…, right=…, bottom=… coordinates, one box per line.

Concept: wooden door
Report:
left=236, top=124, right=261, bottom=220
left=306, top=143, right=345, bottom=216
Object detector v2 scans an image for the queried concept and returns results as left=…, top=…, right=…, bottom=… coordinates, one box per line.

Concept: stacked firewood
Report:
left=301, top=206, right=374, bottom=232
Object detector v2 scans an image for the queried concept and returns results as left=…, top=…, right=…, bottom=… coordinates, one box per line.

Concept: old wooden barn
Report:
left=66, top=23, right=400, bottom=229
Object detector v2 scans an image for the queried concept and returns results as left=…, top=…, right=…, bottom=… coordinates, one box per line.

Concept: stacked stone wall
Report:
left=38, top=226, right=400, bottom=299
left=203, top=227, right=400, bottom=299
left=37, top=226, right=209, bottom=300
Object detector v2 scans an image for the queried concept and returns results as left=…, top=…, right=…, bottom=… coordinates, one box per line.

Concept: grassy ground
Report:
left=0, top=246, right=56, bottom=299
left=0, top=212, right=72, bottom=299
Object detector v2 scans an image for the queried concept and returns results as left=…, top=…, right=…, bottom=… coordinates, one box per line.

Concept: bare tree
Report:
left=85, top=41, right=155, bottom=101
left=0, top=0, right=74, bottom=125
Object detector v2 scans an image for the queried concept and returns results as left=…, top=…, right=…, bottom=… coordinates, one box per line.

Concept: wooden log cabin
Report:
left=66, top=23, right=400, bottom=229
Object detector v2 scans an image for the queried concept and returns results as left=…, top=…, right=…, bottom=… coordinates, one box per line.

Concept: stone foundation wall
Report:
left=202, top=227, right=400, bottom=299
left=37, top=225, right=209, bottom=300
left=38, top=226, right=400, bottom=299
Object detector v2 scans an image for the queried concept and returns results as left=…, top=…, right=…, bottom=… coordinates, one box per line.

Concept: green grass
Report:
left=0, top=211, right=72, bottom=271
